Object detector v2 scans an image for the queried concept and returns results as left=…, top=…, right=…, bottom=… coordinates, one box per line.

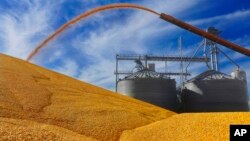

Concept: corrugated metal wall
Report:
left=118, top=78, right=179, bottom=111
left=181, top=79, right=249, bottom=112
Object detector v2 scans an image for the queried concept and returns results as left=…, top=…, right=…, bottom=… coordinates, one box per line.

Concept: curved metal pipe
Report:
left=160, top=13, right=250, bottom=57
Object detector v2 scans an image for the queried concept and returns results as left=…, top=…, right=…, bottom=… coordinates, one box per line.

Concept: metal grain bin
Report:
left=181, top=70, right=249, bottom=112
left=117, top=69, right=178, bottom=111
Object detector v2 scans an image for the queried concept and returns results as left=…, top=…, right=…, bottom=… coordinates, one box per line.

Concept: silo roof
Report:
left=123, top=68, right=170, bottom=80
left=187, top=70, right=232, bottom=82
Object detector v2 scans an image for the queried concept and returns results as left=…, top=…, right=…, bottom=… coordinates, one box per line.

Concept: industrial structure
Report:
left=181, top=70, right=249, bottom=112
left=117, top=68, right=178, bottom=111
left=115, top=51, right=210, bottom=111
left=115, top=27, right=249, bottom=112
left=180, top=27, right=249, bottom=112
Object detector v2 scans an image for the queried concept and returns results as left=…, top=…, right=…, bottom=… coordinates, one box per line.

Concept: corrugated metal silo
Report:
left=181, top=70, right=249, bottom=112
left=117, top=69, right=178, bottom=111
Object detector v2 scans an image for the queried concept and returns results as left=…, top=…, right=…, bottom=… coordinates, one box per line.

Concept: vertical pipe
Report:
left=164, top=49, right=167, bottom=73
left=215, top=45, right=219, bottom=71
left=165, top=59, right=168, bottom=72
left=179, top=36, right=184, bottom=86
left=210, top=46, right=214, bottom=70
left=115, top=54, right=118, bottom=92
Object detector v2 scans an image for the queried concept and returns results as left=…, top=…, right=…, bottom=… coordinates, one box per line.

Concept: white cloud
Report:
left=191, top=9, right=250, bottom=26
left=78, top=59, right=114, bottom=89
left=0, top=0, right=65, bottom=59
left=53, top=58, right=80, bottom=77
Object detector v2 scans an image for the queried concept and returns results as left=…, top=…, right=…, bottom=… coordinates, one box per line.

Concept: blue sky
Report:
left=0, top=0, right=250, bottom=93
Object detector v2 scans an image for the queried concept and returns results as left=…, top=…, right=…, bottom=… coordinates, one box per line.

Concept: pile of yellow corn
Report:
left=0, top=54, right=174, bottom=140
left=0, top=53, right=249, bottom=141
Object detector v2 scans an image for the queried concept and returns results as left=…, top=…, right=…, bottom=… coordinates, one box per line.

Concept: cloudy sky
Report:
left=0, top=0, right=250, bottom=93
